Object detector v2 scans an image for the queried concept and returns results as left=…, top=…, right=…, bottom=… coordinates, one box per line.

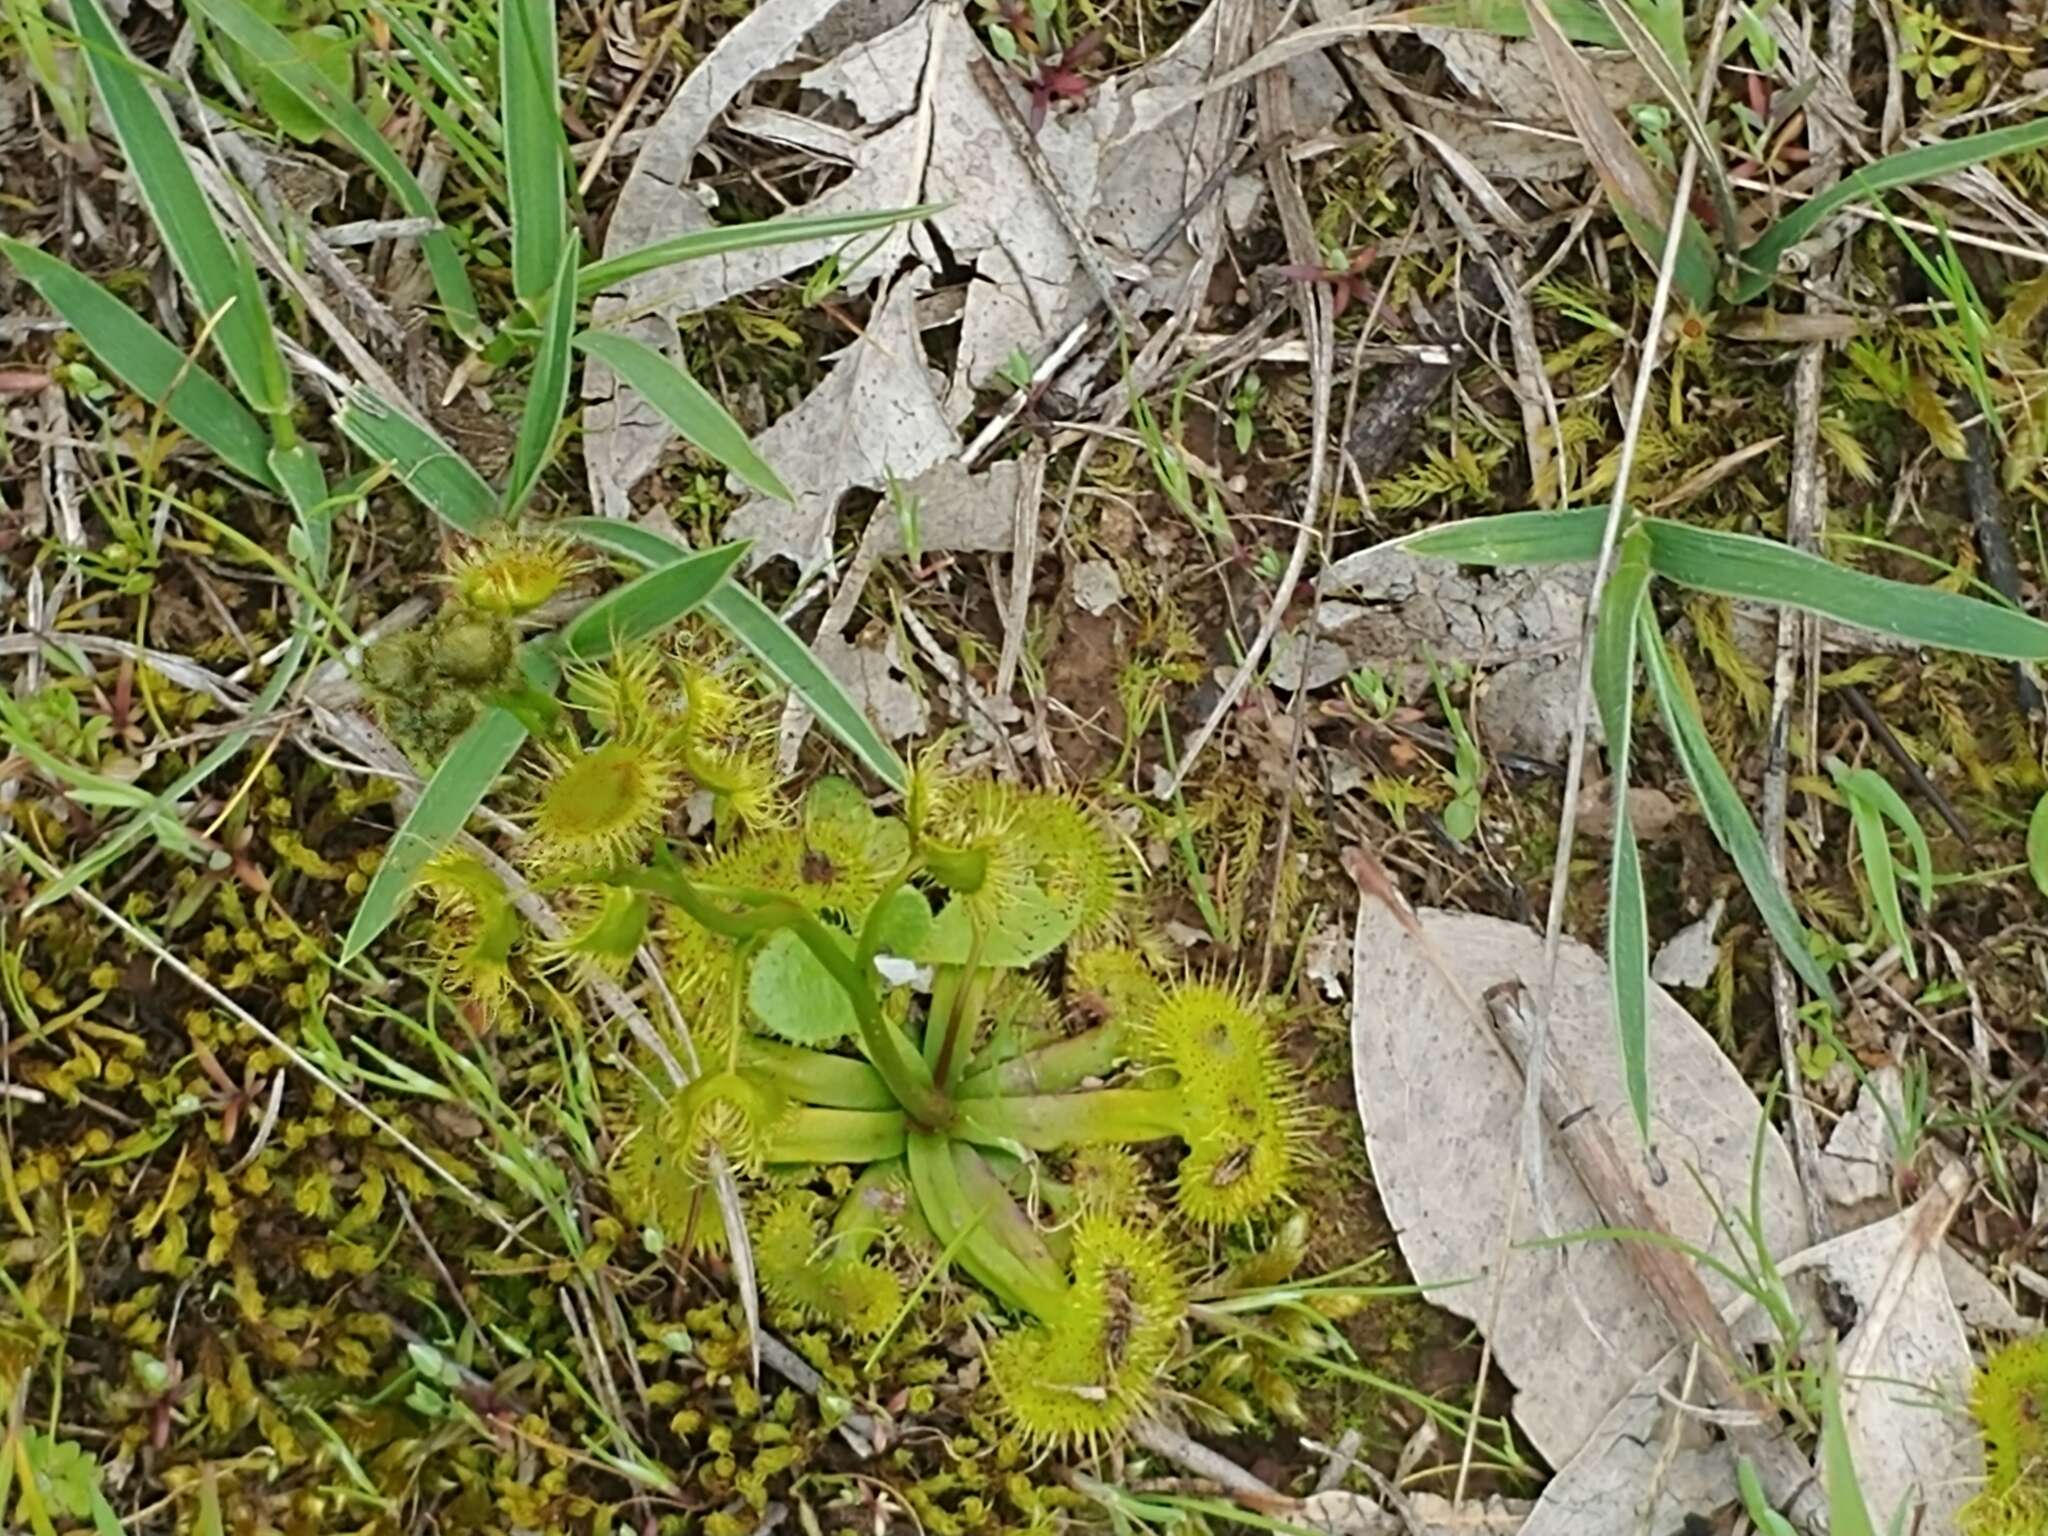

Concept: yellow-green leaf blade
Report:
left=574, top=331, right=792, bottom=503
left=339, top=387, right=497, bottom=534
left=500, top=0, right=565, bottom=308
left=185, top=0, right=484, bottom=342
left=1734, top=118, right=2048, bottom=302
left=504, top=245, right=579, bottom=516
left=0, top=237, right=277, bottom=486
left=1639, top=609, right=1837, bottom=1007
left=577, top=205, right=939, bottom=300
left=558, top=541, right=749, bottom=661
left=74, top=0, right=287, bottom=414
left=1644, top=520, right=2048, bottom=661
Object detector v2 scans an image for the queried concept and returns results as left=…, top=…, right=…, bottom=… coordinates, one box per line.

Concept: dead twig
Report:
left=1962, top=420, right=2044, bottom=716
left=1483, top=983, right=1828, bottom=1532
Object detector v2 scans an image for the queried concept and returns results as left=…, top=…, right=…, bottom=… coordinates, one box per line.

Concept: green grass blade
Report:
left=1829, top=761, right=1932, bottom=979
left=3, top=0, right=90, bottom=140
left=577, top=206, right=939, bottom=300
left=574, top=332, right=793, bottom=503
left=1638, top=609, right=1838, bottom=1006
left=1847, top=793, right=1911, bottom=975
left=338, top=387, right=496, bottom=534
left=1395, top=0, right=1624, bottom=44
left=558, top=541, right=749, bottom=661
left=339, top=655, right=553, bottom=964
left=269, top=441, right=332, bottom=581
left=1734, top=118, right=2048, bottom=302
left=185, top=0, right=484, bottom=342
left=1609, top=816, right=1651, bottom=1133
left=559, top=517, right=909, bottom=789
left=1644, top=521, right=2048, bottom=660
left=28, top=631, right=312, bottom=913
left=2029, top=792, right=2048, bottom=900
left=499, top=0, right=564, bottom=309
left=0, top=237, right=277, bottom=486
left=1593, top=526, right=1655, bottom=1141
left=1400, top=507, right=1608, bottom=566
left=504, top=246, right=578, bottom=516
left=73, top=0, right=287, bottom=415
left=1835, top=764, right=1934, bottom=913
left=374, top=6, right=499, bottom=142
left=1819, top=1361, right=1880, bottom=1536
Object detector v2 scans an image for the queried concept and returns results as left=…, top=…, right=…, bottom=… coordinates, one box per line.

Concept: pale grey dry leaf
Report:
left=1818, top=1065, right=1904, bottom=1212
left=583, top=0, right=911, bottom=518
left=1782, top=1206, right=1980, bottom=1533
left=812, top=629, right=929, bottom=741
left=1314, top=549, right=1593, bottom=759
left=1349, top=904, right=1811, bottom=1467
left=865, top=457, right=1023, bottom=557
left=1288, top=1489, right=1528, bottom=1536
left=1071, top=558, right=1125, bottom=617
left=1649, top=896, right=1724, bottom=989
left=722, top=271, right=957, bottom=570
left=1409, top=27, right=1652, bottom=183
left=1515, top=1349, right=1741, bottom=1536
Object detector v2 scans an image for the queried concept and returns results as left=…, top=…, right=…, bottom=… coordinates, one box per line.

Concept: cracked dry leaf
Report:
left=1348, top=903, right=1811, bottom=1468
left=1409, top=27, right=1653, bottom=182
left=583, top=0, right=923, bottom=518
left=722, top=271, right=957, bottom=571
left=586, top=0, right=1253, bottom=524
left=812, top=630, right=928, bottom=741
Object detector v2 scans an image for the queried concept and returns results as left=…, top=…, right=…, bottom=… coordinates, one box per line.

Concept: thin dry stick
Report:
left=1164, top=8, right=1334, bottom=799
left=1450, top=146, right=1704, bottom=1509
left=1485, top=986, right=1827, bottom=1530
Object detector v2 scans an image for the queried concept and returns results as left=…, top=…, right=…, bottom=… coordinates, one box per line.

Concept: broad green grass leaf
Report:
left=558, top=540, right=749, bottom=661
left=499, top=0, right=565, bottom=309
left=185, top=0, right=483, bottom=341
left=558, top=517, right=909, bottom=789
left=574, top=331, right=793, bottom=503
left=1734, top=117, right=2048, bottom=302
left=1831, top=762, right=1935, bottom=907
left=1645, top=521, right=2048, bottom=660
left=74, top=0, right=286, bottom=415
left=2030, top=791, right=2048, bottom=900
left=577, top=206, right=939, bottom=299
left=748, top=926, right=857, bottom=1047
left=1395, top=0, right=1623, bottom=44
left=0, top=237, right=277, bottom=486
left=1409, top=508, right=2048, bottom=659
left=1819, top=1362, right=1880, bottom=1536
left=340, top=700, right=533, bottom=964
left=1831, top=761, right=1927, bottom=978
left=1639, top=609, right=1838, bottom=1006
left=339, top=388, right=496, bottom=533
left=1737, top=1458, right=1799, bottom=1536
left=1593, top=526, right=1655, bottom=1140
left=905, top=1131, right=1066, bottom=1318
left=269, top=441, right=332, bottom=581
left=1401, top=507, right=1608, bottom=565
left=504, top=245, right=578, bottom=516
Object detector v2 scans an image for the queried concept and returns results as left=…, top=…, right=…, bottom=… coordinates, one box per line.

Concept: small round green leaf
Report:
left=747, top=927, right=857, bottom=1046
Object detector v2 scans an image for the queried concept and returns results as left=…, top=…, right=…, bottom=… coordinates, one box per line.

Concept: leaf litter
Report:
left=585, top=0, right=1289, bottom=570
left=1349, top=902, right=2014, bottom=1533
